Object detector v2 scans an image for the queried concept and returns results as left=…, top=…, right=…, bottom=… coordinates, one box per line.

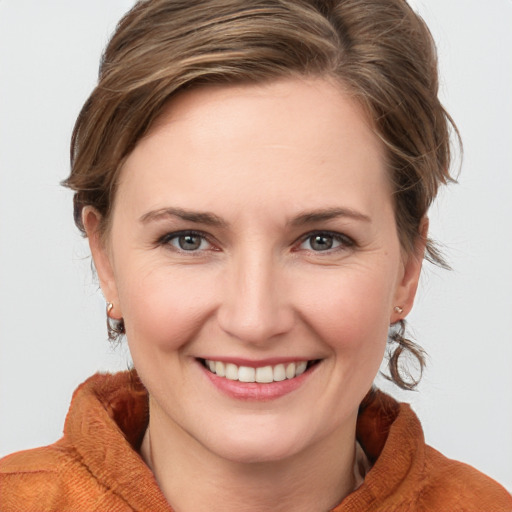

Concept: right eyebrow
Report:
left=139, top=207, right=229, bottom=228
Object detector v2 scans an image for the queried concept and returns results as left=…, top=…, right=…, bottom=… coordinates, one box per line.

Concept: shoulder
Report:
left=418, top=445, right=512, bottom=511
left=0, top=442, right=131, bottom=511
left=0, top=371, right=153, bottom=511
left=350, top=390, right=512, bottom=511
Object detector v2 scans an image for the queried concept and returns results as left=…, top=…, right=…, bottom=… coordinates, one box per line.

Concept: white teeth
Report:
left=273, top=364, right=286, bottom=382
left=225, top=363, right=238, bottom=381
left=215, top=361, right=226, bottom=377
left=285, top=363, right=296, bottom=379
left=256, top=366, right=274, bottom=383
left=204, top=359, right=313, bottom=382
left=296, top=361, right=307, bottom=376
left=238, top=366, right=255, bottom=382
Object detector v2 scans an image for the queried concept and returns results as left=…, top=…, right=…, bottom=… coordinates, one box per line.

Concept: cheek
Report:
left=294, top=265, right=396, bottom=355
left=117, top=264, right=219, bottom=352
left=296, top=269, right=394, bottom=402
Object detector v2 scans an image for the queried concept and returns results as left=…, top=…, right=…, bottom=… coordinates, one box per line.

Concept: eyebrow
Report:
left=139, top=207, right=228, bottom=227
left=139, top=206, right=370, bottom=228
left=289, top=207, right=371, bottom=226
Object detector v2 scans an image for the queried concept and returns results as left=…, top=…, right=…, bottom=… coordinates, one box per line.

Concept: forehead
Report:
left=117, top=78, right=389, bottom=219
left=147, top=78, right=379, bottom=157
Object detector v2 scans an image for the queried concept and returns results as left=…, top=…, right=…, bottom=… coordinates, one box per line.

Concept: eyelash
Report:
left=157, top=230, right=216, bottom=253
left=296, top=231, right=355, bottom=254
left=156, top=230, right=355, bottom=254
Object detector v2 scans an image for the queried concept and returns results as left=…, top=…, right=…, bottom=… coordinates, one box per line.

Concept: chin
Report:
left=192, top=416, right=322, bottom=465
left=208, top=436, right=302, bottom=465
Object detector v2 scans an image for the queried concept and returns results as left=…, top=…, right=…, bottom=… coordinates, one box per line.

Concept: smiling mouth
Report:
left=200, top=359, right=320, bottom=384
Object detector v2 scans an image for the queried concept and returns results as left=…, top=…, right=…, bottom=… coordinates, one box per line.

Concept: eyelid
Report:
left=157, top=229, right=218, bottom=252
left=156, top=229, right=355, bottom=254
left=295, top=230, right=356, bottom=252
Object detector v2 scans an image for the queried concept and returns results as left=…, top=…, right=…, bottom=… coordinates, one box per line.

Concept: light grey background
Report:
left=1, top=0, right=511, bottom=491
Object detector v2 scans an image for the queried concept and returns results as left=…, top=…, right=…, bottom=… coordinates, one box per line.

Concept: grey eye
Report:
left=309, top=234, right=335, bottom=251
left=160, top=230, right=213, bottom=253
left=298, top=232, right=352, bottom=252
left=177, top=234, right=203, bottom=251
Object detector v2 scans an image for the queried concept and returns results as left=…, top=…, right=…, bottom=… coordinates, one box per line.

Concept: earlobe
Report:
left=82, top=207, right=122, bottom=319
left=391, top=217, right=429, bottom=322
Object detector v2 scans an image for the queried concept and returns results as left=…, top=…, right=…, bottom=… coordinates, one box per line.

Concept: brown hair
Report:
left=64, top=0, right=460, bottom=389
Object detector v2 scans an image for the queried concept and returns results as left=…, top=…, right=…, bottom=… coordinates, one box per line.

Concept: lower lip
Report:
left=200, top=362, right=318, bottom=401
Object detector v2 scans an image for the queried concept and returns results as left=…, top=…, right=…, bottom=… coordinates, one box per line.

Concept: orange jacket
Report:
left=1, top=371, right=510, bottom=511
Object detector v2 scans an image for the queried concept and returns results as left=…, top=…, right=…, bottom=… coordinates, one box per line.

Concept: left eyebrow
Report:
left=289, top=207, right=371, bottom=227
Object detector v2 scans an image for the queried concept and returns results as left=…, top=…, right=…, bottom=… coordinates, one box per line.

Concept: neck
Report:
left=140, top=400, right=358, bottom=512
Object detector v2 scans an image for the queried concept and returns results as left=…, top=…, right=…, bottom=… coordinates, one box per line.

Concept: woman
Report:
left=1, top=0, right=510, bottom=510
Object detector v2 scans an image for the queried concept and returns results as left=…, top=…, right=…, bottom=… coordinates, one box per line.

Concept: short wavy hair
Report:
left=64, top=0, right=460, bottom=390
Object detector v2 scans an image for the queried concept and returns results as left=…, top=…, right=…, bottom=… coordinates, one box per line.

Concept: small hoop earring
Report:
left=105, top=301, right=125, bottom=342
left=394, top=306, right=404, bottom=314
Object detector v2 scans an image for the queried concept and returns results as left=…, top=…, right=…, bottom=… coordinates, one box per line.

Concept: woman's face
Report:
left=87, top=78, right=423, bottom=463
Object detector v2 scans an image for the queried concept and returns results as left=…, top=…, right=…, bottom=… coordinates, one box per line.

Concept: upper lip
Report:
left=197, top=356, right=318, bottom=367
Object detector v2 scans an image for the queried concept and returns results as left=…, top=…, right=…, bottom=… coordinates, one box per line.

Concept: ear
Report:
left=82, top=207, right=122, bottom=319
left=391, top=217, right=428, bottom=323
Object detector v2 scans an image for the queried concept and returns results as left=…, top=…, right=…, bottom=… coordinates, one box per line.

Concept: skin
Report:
left=84, top=78, right=425, bottom=511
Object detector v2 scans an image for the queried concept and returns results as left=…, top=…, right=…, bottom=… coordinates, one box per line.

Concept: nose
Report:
left=217, top=251, right=294, bottom=345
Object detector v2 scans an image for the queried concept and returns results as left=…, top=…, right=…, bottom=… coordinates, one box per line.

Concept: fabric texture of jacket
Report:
left=1, top=371, right=510, bottom=511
